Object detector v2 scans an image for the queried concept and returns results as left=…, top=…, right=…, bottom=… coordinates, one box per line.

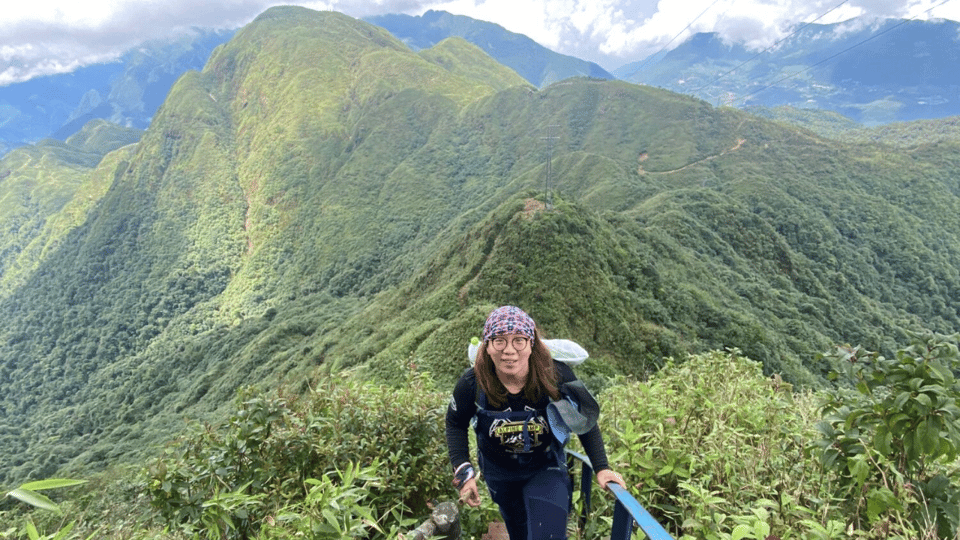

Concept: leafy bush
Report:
left=592, top=349, right=828, bottom=539
left=586, top=336, right=960, bottom=540
left=1, top=478, right=87, bottom=540
left=814, top=331, right=960, bottom=538
left=146, top=368, right=450, bottom=539
left=216, top=461, right=387, bottom=540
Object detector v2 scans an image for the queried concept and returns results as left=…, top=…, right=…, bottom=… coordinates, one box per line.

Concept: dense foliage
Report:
left=0, top=121, right=141, bottom=294
left=594, top=350, right=823, bottom=539
left=6, top=338, right=960, bottom=539
left=815, top=332, right=960, bottom=537
left=146, top=370, right=448, bottom=539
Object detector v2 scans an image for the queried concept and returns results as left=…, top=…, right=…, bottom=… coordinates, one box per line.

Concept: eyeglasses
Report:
left=489, top=336, right=530, bottom=351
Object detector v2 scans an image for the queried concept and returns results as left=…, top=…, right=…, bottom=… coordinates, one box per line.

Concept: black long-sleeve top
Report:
left=445, top=361, right=611, bottom=472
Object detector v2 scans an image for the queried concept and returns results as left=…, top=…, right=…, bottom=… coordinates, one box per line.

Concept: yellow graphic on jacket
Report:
left=488, top=408, right=550, bottom=453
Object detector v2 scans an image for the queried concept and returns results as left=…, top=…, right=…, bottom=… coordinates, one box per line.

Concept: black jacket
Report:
left=445, top=360, right=610, bottom=472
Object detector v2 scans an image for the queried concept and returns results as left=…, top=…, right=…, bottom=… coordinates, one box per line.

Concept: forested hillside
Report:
left=0, top=5, right=959, bottom=492
left=748, top=106, right=960, bottom=147
left=0, top=121, right=142, bottom=294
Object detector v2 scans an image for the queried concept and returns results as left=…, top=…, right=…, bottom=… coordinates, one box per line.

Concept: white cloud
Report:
left=0, top=0, right=958, bottom=84
left=578, top=0, right=960, bottom=66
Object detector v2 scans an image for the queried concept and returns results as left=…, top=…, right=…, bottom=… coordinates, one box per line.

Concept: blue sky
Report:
left=1, top=0, right=957, bottom=85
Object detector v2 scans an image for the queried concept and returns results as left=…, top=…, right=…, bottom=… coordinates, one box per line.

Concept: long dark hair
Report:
left=475, top=329, right=559, bottom=408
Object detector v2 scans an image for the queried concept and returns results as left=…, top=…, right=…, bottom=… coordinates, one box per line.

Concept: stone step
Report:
left=481, top=521, right=509, bottom=540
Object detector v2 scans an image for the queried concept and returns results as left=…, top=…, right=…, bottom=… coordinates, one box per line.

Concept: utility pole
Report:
left=541, top=125, right=559, bottom=210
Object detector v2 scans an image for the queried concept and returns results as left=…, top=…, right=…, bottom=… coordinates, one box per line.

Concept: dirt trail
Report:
left=638, top=137, right=746, bottom=176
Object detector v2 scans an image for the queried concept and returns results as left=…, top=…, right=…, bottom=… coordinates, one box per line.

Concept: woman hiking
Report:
left=445, top=305, right=625, bottom=540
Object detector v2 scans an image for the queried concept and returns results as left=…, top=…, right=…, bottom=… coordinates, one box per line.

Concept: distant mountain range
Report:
left=0, top=29, right=233, bottom=154
left=1, top=12, right=958, bottom=154
left=363, top=10, right=615, bottom=88
left=617, top=18, right=960, bottom=125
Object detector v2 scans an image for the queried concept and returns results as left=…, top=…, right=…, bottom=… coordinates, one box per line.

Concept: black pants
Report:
left=480, top=454, right=572, bottom=540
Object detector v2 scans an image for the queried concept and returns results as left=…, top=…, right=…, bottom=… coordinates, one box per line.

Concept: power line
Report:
left=691, top=0, right=851, bottom=93
left=541, top=125, right=559, bottom=210
left=730, top=0, right=955, bottom=107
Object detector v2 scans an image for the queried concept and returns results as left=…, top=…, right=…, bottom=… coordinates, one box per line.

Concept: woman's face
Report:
left=487, top=333, right=531, bottom=381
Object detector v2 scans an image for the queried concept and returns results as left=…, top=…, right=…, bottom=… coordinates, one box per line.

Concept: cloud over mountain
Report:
left=2, top=0, right=958, bottom=85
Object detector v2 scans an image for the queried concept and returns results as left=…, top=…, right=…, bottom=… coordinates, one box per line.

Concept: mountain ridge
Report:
left=0, top=29, right=232, bottom=152
left=364, top=10, right=615, bottom=88
left=4, top=12, right=960, bottom=157
left=0, top=121, right=142, bottom=294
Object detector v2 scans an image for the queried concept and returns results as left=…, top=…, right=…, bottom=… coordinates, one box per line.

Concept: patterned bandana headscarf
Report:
left=483, top=305, right=536, bottom=343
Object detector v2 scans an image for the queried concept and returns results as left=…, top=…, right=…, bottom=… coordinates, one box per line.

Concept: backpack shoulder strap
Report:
left=474, top=376, right=487, bottom=410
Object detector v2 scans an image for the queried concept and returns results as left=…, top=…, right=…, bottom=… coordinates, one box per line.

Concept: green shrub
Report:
left=2, top=478, right=87, bottom=540
left=814, top=331, right=960, bottom=538
left=146, top=368, right=450, bottom=539
left=248, top=461, right=388, bottom=539
left=592, top=349, right=826, bottom=539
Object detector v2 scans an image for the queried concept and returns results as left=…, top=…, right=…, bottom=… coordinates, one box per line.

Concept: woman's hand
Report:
left=596, top=469, right=626, bottom=490
left=458, top=477, right=481, bottom=507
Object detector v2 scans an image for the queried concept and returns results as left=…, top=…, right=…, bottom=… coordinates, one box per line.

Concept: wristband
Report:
left=452, top=462, right=476, bottom=489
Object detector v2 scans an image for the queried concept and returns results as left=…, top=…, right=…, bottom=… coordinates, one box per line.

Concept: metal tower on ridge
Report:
left=541, top=125, right=559, bottom=210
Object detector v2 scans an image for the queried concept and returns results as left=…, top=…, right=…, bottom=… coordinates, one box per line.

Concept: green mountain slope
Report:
left=0, top=7, right=537, bottom=483
left=0, top=121, right=142, bottom=294
left=749, top=106, right=960, bottom=147
left=0, top=6, right=958, bottom=486
left=418, top=37, right=530, bottom=91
